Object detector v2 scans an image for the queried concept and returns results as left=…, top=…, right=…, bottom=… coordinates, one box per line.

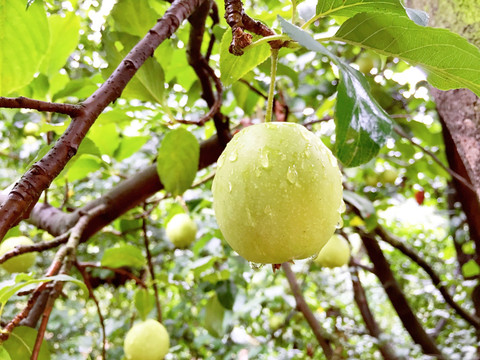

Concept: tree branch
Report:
left=0, top=96, right=83, bottom=116
left=360, top=231, right=445, bottom=358
left=282, top=262, right=334, bottom=359
left=350, top=263, right=400, bottom=360
left=375, top=226, right=480, bottom=330
left=0, top=0, right=208, bottom=242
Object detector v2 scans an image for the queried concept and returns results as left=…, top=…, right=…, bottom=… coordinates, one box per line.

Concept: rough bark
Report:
left=361, top=233, right=444, bottom=358
left=0, top=0, right=208, bottom=242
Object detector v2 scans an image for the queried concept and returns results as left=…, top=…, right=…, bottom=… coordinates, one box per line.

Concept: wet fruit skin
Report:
left=165, top=213, right=197, bottom=248
left=212, top=122, right=344, bottom=264
left=0, top=236, right=36, bottom=273
left=124, top=319, right=170, bottom=360
left=314, top=234, right=350, bottom=268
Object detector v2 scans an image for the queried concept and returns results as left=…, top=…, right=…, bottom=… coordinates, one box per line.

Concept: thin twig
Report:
left=394, top=126, right=476, bottom=194
left=142, top=209, right=163, bottom=323
left=282, top=262, right=334, bottom=359
left=0, top=96, right=83, bottom=116
left=79, top=262, right=147, bottom=289
left=0, top=232, right=70, bottom=265
left=76, top=261, right=107, bottom=359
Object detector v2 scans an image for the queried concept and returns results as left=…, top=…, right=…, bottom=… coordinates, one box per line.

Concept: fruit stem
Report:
left=291, top=0, right=297, bottom=24
left=265, top=48, right=279, bottom=123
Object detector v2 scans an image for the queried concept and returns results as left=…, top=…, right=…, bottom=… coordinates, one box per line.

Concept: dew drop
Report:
left=329, top=153, right=338, bottom=167
left=287, top=165, right=298, bottom=184
left=249, top=262, right=265, bottom=270
left=260, top=149, right=269, bottom=168
left=229, top=150, right=238, bottom=162
left=281, top=153, right=287, bottom=161
left=304, top=149, right=311, bottom=159
left=336, top=216, right=344, bottom=229
left=246, top=208, right=255, bottom=225
left=264, top=204, right=272, bottom=216
left=217, top=153, right=225, bottom=167
left=338, top=200, right=346, bottom=214
left=228, top=182, right=232, bottom=192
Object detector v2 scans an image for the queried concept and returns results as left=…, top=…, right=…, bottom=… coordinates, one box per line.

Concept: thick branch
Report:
left=0, top=0, right=208, bottom=242
left=350, top=264, right=400, bottom=360
left=0, top=97, right=83, bottom=116
left=375, top=227, right=480, bottom=330
left=360, top=232, right=444, bottom=358
left=282, top=262, right=334, bottom=359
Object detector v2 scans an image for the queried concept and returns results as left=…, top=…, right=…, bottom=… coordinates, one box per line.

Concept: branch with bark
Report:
left=0, top=0, right=208, bottom=242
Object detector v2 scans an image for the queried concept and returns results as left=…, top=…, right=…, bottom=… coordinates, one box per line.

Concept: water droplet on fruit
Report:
left=329, top=154, right=338, bottom=167
left=246, top=208, right=254, bottom=225
left=228, top=182, right=232, bottom=192
left=338, top=200, right=346, bottom=214
left=255, top=167, right=261, bottom=177
left=217, top=153, right=225, bottom=167
left=264, top=205, right=272, bottom=216
left=287, top=165, right=298, bottom=184
left=229, top=151, right=238, bottom=162
left=260, top=149, right=269, bottom=168
left=249, top=262, right=264, bottom=270
left=304, top=150, right=311, bottom=159
left=281, top=153, right=287, bottom=161
left=336, top=217, right=344, bottom=229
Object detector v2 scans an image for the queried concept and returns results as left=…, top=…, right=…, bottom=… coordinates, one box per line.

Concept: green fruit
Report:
left=269, top=314, right=283, bottom=330
left=0, top=236, right=36, bottom=273
left=124, top=319, right=169, bottom=360
left=356, top=55, right=375, bottom=74
left=314, top=234, right=350, bottom=268
left=212, top=122, right=344, bottom=264
left=24, top=122, right=40, bottom=135
left=380, top=169, right=398, bottom=184
left=365, top=173, right=378, bottom=187
left=165, top=213, right=197, bottom=248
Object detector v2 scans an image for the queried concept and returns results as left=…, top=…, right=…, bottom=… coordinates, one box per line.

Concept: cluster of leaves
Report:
left=1, top=0, right=480, bottom=359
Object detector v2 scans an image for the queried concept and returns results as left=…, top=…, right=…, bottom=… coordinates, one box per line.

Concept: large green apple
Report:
left=212, top=122, right=344, bottom=264
left=0, top=236, right=36, bottom=273
left=314, top=234, right=350, bottom=268
left=165, top=213, right=197, bottom=248
left=124, top=319, right=170, bottom=360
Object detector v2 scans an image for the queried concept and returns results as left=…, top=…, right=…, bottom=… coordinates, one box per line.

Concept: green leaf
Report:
left=335, top=64, right=392, bottom=166
left=2, top=327, right=50, bottom=360
left=64, top=154, right=103, bottom=182
left=220, top=31, right=271, bottom=86
left=461, top=259, right=480, bottom=278
left=215, top=280, right=237, bottom=310
left=101, top=244, right=146, bottom=269
left=114, top=136, right=149, bottom=161
left=204, top=294, right=225, bottom=337
left=0, top=0, right=49, bottom=95
left=52, top=75, right=101, bottom=101
left=316, top=0, right=405, bottom=18
left=134, top=288, right=155, bottom=321
left=39, top=13, right=80, bottom=76
left=333, top=13, right=480, bottom=96
left=0, top=346, right=12, bottom=360
left=87, top=123, right=120, bottom=158
left=279, top=17, right=392, bottom=166
left=343, top=190, right=375, bottom=218
left=102, top=32, right=165, bottom=104
left=110, top=0, right=158, bottom=37
left=156, top=128, right=200, bottom=196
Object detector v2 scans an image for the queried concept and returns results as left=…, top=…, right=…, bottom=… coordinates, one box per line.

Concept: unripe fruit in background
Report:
left=356, top=55, right=375, bottom=74
left=123, top=319, right=169, bottom=360
left=0, top=236, right=36, bottom=273
left=380, top=169, right=398, bottom=184
left=314, top=234, right=350, bottom=268
left=212, top=122, right=344, bottom=264
left=23, top=122, right=40, bottom=135
left=165, top=213, right=197, bottom=248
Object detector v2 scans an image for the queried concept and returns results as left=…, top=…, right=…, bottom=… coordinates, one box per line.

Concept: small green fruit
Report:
left=24, top=122, right=40, bottom=135
left=166, top=213, right=197, bottom=248
left=269, top=314, right=283, bottom=330
left=124, top=319, right=169, bottom=360
left=365, top=173, right=378, bottom=187
left=380, top=169, right=398, bottom=184
left=0, top=236, right=36, bottom=273
left=314, top=234, right=350, bottom=268
left=356, top=54, right=376, bottom=74
left=212, top=122, right=344, bottom=264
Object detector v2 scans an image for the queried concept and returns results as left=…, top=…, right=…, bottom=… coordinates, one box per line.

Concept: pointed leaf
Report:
left=462, top=259, right=480, bottom=278
left=215, top=280, right=237, bottom=310
left=110, top=0, right=158, bottom=37
left=39, top=13, right=81, bottom=76
left=3, top=327, right=50, bottom=360
left=220, top=31, right=271, bottom=86
left=0, top=0, right=49, bottom=95
left=156, top=128, right=200, bottom=196
left=333, top=13, right=480, bottom=96
left=204, top=294, right=225, bottom=337
left=0, top=346, right=12, bottom=360
left=134, top=288, right=155, bottom=321
left=101, top=244, right=146, bottom=269
left=335, top=64, right=392, bottom=166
